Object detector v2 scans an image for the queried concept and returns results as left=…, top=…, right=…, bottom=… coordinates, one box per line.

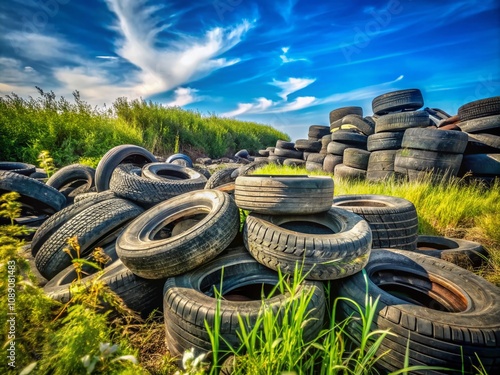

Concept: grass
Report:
left=253, top=164, right=500, bottom=286
left=0, top=89, right=289, bottom=167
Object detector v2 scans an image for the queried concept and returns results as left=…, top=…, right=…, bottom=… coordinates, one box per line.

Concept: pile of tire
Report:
left=456, top=96, right=500, bottom=184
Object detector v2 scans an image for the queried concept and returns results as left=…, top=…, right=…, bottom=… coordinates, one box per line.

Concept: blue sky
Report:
left=1, top=0, right=499, bottom=140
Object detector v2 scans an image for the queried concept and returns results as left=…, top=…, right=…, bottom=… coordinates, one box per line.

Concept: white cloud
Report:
left=5, top=32, right=77, bottom=62
left=280, top=96, right=317, bottom=111
left=0, top=57, right=44, bottom=96
left=279, top=46, right=308, bottom=64
left=96, top=55, right=119, bottom=60
left=271, top=77, right=316, bottom=99
left=222, top=97, right=273, bottom=117
left=166, top=87, right=200, bottom=107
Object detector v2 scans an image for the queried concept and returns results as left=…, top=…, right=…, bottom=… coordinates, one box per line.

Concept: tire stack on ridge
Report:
left=270, top=140, right=296, bottom=165
left=294, top=139, right=323, bottom=171
left=235, top=175, right=373, bottom=281
left=457, top=97, right=500, bottom=184
left=330, top=131, right=368, bottom=180
left=308, top=125, right=330, bottom=141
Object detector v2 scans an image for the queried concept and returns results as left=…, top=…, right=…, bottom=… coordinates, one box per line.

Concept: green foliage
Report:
left=0, top=191, right=23, bottom=225
left=37, top=150, right=57, bottom=177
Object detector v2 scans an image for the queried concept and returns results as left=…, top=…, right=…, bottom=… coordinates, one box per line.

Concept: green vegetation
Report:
left=255, top=164, right=500, bottom=286
left=0, top=89, right=289, bottom=167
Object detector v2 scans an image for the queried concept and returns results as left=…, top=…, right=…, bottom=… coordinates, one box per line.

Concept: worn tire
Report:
left=0, top=162, right=36, bottom=176
left=244, top=207, right=372, bottom=280
left=95, top=144, right=157, bottom=192
left=466, top=134, right=500, bottom=154
left=323, top=154, right=343, bottom=173
left=294, top=139, right=322, bottom=153
left=268, top=155, right=287, bottom=165
left=275, top=140, right=295, bottom=150
left=332, top=194, right=418, bottom=250
left=334, top=248, right=500, bottom=374
left=283, top=158, right=306, bottom=167
left=402, top=128, right=468, bottom=154
left=141, top=162, right=207, bottom=184
left=35, top=198, right=143, bottom=280
left=204, top=167, right=238, bottom=189
left=234, top=175, right=334, bottom=215
left=308, top=125, right=331, bottom=139
left=459, top=154, right=500, bottom=176
left=333, top=164, right=366, bottom=180
left=305, top=161, right=323, bottom=171
left=395, top=149, right=463, bottom=177
left=375, top=111, right=430, bottom=133
left=415, top=235, right=488, bottom=268
left=330, top=131, right=367, bottom=145
left=163, top=248, right=325, bottom=358
left=458, top=96, right=500, bottom=122
left=329, top=106, right=363, bottom=123
left=343, top=148, right=370, bottom=170
left=306, top=153, right=326, bottom=164
left=116, top=190, right=239, bottom=279
left=274, top=147, right=303, bottom=159
left=458, top=114, right=500, bottom=134
left=372, top=89, right=424, bottom=115
left=328, top=142, right=354, bottom=156
left=341, top=115, right=375, bottom=136
left=367, top=132, right=404, bottom=151
left=46, top=164, right=95, bottom=196
left=366, top=150, right=398, bottom=182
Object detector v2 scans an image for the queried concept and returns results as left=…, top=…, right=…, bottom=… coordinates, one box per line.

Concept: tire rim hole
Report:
left=152, top=213, right=207, bottom=240
left=372, top=270, right=468, bottom=312
left=279, top=220, right=336, bottom=234
left=222, top=284, right=278, bottom=301
left=417, top=241, right=456, bottom=251
left=155, top=170, right=191, bottom=180
left=335, top=200, right=387, bottom=208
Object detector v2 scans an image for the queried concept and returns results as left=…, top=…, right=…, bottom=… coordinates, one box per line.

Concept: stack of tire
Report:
left=269, top=140, right=300, bottom=165
left=456, top=96, right=500, bottom=184
left=293, top=139, right=323, bottom=171
left=367, top=89, right=429, bottom=182
left=307, top=125, right=330, bottom=141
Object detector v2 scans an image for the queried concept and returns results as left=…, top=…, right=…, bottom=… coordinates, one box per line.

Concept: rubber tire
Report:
left=305, top=161, right=323, bottom=171
left=35, top=197, right=143, bottom=280
left=95, top=144, right=157, bottom=192
left=306, top=153, right=326, bottom=164
left=274, top=147, right=303, bottom=159
left=116, top=190, right=239, bottom=279
left=343, top=148, right=370, bottom=170
left=323, top=154, right=343, bottom=173
left=30, top=191, right=117, bottom=256
left=458, top=114, right=500, bottom=134
left=294, top=139, right=322, bottom=152
left=459, top=154, right=500, bottom=176
left=308, top=125, right=330, bottom=139
left=402, top=128, right=468, bottom=154
left=366, top=150, right=398, bottom=182
left=466, top=134, right=500, bottom=153
left=327, top=141, right=356, bottom=156
left=367, top=132, right=404, bottom=151
left=330, top=131, right=367, bottom=145
left=332, top=194, right=418, bottom=250
left=141, top=163, right=207, bottom=184
left=234, top=160, right=270, bottom=178
left=275, top=140, right=295, bottom=150
left=0, top=162, right=36, bottom=176
left=204, top=167, right=238, bottom=189
left=268, top=155, right=287, bottom=165
left=341, top=114, right=375, bottom=136
left=283, top=158, right=306, bottom=167
left=163, top=247, right=325, bottom=358
left=458, top=96, right=500, bottom=122
left=110, top=164, right=206, bottom=206
left=372, top=89, right=424, bottom=115
left=234, top=175, right=334, bottom=215
left=165, top=153, right=193, bottom=167
left=375, top=111, right=430, bottom=133
left=395, top=149, right=463, bottom=176
left=329, top=106, right=363, bottom=123
left=46, top=164, right=95, bottom=193
left=0, top=170, right=66, bottom=214
left=415, top=235, right=488, bottom=268
left=334, top=248, right=500, bottom=374
left=44, top=242, right=164, bottom=317
left=244, top=207, right=372, bottom=280
left=333, top=164, right=366, bottom=180
left=258, top=149, right=270, bottom=157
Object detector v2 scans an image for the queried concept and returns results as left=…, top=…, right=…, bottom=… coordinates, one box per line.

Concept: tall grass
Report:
left=0, top=89, right=289, bottom=167
left=254, top=164, right=500, bottom=286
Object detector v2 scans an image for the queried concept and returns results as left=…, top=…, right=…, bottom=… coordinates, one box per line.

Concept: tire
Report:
left=166, top=153, right=193, bottom=167
left=234, top=175, right=334, bottom=215
left=366, top=150, right=398, bottom=182
left=305, top=161, right=323, bottom=171
left=367, top=132, right=404, bottom=151
left=415, top=235, right=488, bottom=268
left=273, top=147, right=303, bottom=159
left=204, top=167, right=238, bottom=189
left=258, top=149, right=270, bottom=157
left=333, top=164, right=366, bottom=180
left=375, top=111, right=430, bottom=133
left=327, top=141, right=353, bottom=156
left=46, top=164, right=95, bottom=193
left=329, top=106, right=363, bottom=123
left=0, top=162, right=36, bottom=176
left=95, top=144, right=157, bottom=192
left=306, top=153, right=326, bottom=164
left=252, top=156, right=269, bottom=163
left=334, top=248, right=500, bottom=374
left=116, top=190, right=239, bottom=279
left=30, top=191, right=117, bottom=257
left=141, top=163, right=207, bottom=184
left=332, top=194, right=418, bottom=250
left=234, top=160, right=270, bottom=177
left=372, top=89, right=424, bottom=115
left=330, top=131, right=367, bottom=145
left=323, top=154, right=343, bottom=173
left=343, top=148, right=370, bottom=170
left=35, top=198, right=143, bottom=280
left=341, top=115, right=375, bottom=136
left=294, top=139, right=322, bottom=153
left=395, top=149, right=463, bottom=177
left=308, top=125, right=330, bottom=139
left=275, top=140, right=295, bottom=150
left=459, top=154, right=500, bottom=176
left=465, top=134, right=500, bottom=154
left=402, top=128, right=468, bottom=154
left=163, top=248, right=325, bottom=358
left=283, top=158, right=306, bottom=167
left=0, top=170, right=66, bottom=214
left=244, top=207, right=372, bottom=280
left=234, top=149, right=249, bottom=159
left=110, top=164, right=206, bottom=206
left=458, top=96, right=500, bottom=122
left=458, top=114, right=500, bottom=134
left=44, top=242, right=164, bottom=317
left=268, top=155, right=287, bottom=165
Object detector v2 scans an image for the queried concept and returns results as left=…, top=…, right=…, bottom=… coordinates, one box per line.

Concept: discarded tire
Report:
left=116, top=190, right=239, bottom=279
left=234, top=175, right=334, bottom=215
left=458, top=96, right=500, bottom=122
left=367, top=132, right=404, bottom=151
left=343, top=148, right=370, bottom=170
left=366, top=150, right=398, bottom=182
left=372, top=89, right=424, bottom=115
left=458, top=114, right=500, bottom=134
left=332, top=195, right=418, bottom=250
left=333, top=164, right=366, bottom=180
left=375, top=111, right=429, bottom=133
left=394, top=149, right=463, bottom=179
left=0, top=162, right=36, bottom=176
left=244, top=207, right=372, bottom=280
left=334, top=248, right=500, bottom=374
left=402, top=128, right=468, bottom=154
left=459, top=154, right=500, bottom=176
left=204, top=167, right=238, bottom=189
left=329, top=106, right=363, bottom=123
left=163, top=248, right=325, bottom=358
left=323, top=154, right=343, bottom=173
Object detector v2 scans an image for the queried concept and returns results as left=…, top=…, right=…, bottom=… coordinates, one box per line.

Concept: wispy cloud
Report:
left=222, top=97, right=273, bottom=117
left=5, top=32, right=78, bottom=63
left=279, top=46, right=308, bottom=64
left=96, top=55, right=119, bottom=60
left=165, top=87, right=201, bottom=107
left=271, top=77, right=316, bottom=100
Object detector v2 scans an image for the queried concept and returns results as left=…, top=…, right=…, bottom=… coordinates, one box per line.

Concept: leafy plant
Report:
left=37, top=150, right=57, bottom=177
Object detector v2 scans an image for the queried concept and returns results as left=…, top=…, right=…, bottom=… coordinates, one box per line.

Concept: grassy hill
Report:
left=0, top=88, right=289, bottom=167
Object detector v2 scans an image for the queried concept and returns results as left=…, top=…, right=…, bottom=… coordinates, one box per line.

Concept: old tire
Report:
left=333, top=164, right=366, bottom=180
left=375, top=111, right=430, bottom=133
left=334, top=248, right=500, bottom=374
left=323, top=154, right=343, bottom=173
left=343, top=148, right=370, bottom=170
left=329, top=106, right=363, bottom=123
left=0, top=162, right=36, bottom=176
left=372, top=89, right=424, bottom=115
left=402, top=128, right=468, bottom=154
left=395, top=149, right=463, bottom=177
left=458, top=96, right=500, bottom=122
left=367, top=132, right=404, bottom=151
left=204, top=167, right=238, bottom=189
left=234, top=175, right=334, bottom=215
left=459, top=154, right=500, bottom=176
left=116, top=190, right=239, bottom=279
left=332, top=194, right=418, bottom=250
left=366, top=150, right=398, bottom=182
